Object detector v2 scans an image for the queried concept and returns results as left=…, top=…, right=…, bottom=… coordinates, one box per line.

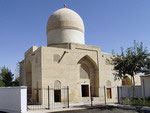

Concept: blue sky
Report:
left=0, top=0, right=150, bottom=74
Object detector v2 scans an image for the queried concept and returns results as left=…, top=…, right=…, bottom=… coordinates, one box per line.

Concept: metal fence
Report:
left=97, top=86, right=118, bottom=105
left=27, top=85, right=143, bottom=110
left=90, top=86, right=142, bottom=105
left=27, top=86, right=69, bottom=110
left=82, top=86, right=118, bottom=106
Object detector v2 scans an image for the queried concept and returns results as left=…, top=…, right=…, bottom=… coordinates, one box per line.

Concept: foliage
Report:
left=0, top=66, right=20, bottom=87
left=111, top=41, right=150, bottom=79
left=0, top=80, right=4, bottom=87
left=121, top=97, right=130, bottom=105
left=12, top=77, right=20, bottom=86
left=110, top=41, right=150, bottom=96
left=122, top=97, right=150, bottom=107
left=0, top=66, right=14, bottom=86
left=0, top=73, right=4, bottom=86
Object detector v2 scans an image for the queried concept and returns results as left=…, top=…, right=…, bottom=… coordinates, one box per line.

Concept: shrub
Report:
left=122, top=97, right=150, bottom=107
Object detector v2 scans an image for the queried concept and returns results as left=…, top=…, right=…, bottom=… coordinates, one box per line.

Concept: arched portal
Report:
left=122, top=76, right=132, bottom=86
left=26, top=61, right=32, bottom=101
left=26, top=61, right=32, bottom=88
left=78, top=55, right=99, bottom=97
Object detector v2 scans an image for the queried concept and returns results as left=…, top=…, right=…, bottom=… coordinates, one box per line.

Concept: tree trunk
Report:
left=132, top=75, right=135, bottom=98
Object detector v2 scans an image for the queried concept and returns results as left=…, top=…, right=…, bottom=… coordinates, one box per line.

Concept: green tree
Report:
left=0, top=66, right=14, bottom=86
left=110, top=41, right=150, bottom=97
left=0, top=73, right=4, bottom=86
left=0, top=79, right=4, bottom=87
left=13, top=62, right=20, bottom=86
left=12, top=77, right=20, bottom=86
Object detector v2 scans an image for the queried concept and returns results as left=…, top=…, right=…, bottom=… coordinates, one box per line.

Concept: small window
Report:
left=107, top=88, right=112, bottom=99
left=81, top=85, right=89, bottom=97
left=53, top=54, right=60, bottom=62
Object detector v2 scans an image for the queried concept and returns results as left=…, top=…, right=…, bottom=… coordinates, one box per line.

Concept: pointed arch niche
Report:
left=78, top=55, right=99, bottom=97
left=26, top=61, right=32, bottom=88
left=122, top=76, right=132, bottom=86
left=26, top=61, right=32, bottom=100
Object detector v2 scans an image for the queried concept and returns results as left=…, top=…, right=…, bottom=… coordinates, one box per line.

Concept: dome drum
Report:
left=46, top=8, right=85, bottom=45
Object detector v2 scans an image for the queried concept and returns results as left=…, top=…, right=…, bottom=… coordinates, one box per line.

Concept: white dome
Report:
left=46, top=8, right=85, bottom=46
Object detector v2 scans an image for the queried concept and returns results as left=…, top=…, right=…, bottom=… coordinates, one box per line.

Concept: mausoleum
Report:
left=20, top=6, right=141, bottom=105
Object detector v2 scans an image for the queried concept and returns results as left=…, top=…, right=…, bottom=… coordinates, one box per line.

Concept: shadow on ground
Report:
left=50, top=105, right=150, bottom=113
left=0, top=111, right=7, bottom=113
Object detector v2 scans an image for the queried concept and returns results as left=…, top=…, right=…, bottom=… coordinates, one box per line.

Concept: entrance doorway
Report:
left=54, top=90, right=61, bottom=102
left=107, top=88, right=112, bottom=99
left=81, top=85, right=89, bottom=97
left=78, top=56, right=99, bottom=97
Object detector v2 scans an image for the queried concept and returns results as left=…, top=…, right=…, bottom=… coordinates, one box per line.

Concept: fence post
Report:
left=104, top=86, right=106, bottom=105
left=90, top=86, right=93, bottom=107
left=117, top=86, right=120, bottom=104
left=120, top=86, right=123, bottom=104
left=67, top=86, right=69, bottom=108
left=128, top=87, right=130, bottom=100
left=143, top=79, right=146, bottom=99
left=48, top=86, right=50, bottom=110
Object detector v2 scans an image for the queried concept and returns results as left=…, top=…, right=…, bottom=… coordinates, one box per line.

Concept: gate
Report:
left=27, top=86, right=69, bottom=110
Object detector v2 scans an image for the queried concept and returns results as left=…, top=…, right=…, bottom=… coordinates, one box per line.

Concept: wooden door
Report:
left=107, top=88, right=112, bottom=99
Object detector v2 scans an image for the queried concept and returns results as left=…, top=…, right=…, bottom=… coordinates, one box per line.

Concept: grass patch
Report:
left=122, top=97, right=150, bottom=107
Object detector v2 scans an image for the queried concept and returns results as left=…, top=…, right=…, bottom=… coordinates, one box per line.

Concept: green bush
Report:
left=122, top=97, right=130, bottom=105
left=122, top=97, right=150, bottom=107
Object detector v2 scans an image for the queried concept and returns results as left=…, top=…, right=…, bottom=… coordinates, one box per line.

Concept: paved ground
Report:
left=1, top=105, right=150, bottom=113
left=52, top=108, right=149, bottom=113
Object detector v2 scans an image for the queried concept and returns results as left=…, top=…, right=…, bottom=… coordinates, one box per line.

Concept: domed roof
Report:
left=46, top=8, right=84, bottom=33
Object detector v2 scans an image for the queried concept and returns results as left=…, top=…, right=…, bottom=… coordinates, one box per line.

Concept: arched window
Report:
left=106, top=80, right=111, bottom=87
left=54, top=80, right=61, bottom=88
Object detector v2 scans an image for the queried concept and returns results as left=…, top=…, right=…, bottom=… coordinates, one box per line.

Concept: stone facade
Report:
left=20, top=43, right=141, bottom=104
left=20, top=7, right=141, bottom=105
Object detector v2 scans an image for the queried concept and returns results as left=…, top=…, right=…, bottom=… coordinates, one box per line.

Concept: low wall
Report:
left=0, top=86, right=27, bottom=113
left=118, top=85, right=142, bottom=103
left=141, top=76, right=150, bottom=98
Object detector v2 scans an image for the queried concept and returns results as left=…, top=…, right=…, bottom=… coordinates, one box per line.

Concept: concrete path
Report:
left=26, top=104, right=150, bottom=113
left=26, top=107, right=85, bottom=113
